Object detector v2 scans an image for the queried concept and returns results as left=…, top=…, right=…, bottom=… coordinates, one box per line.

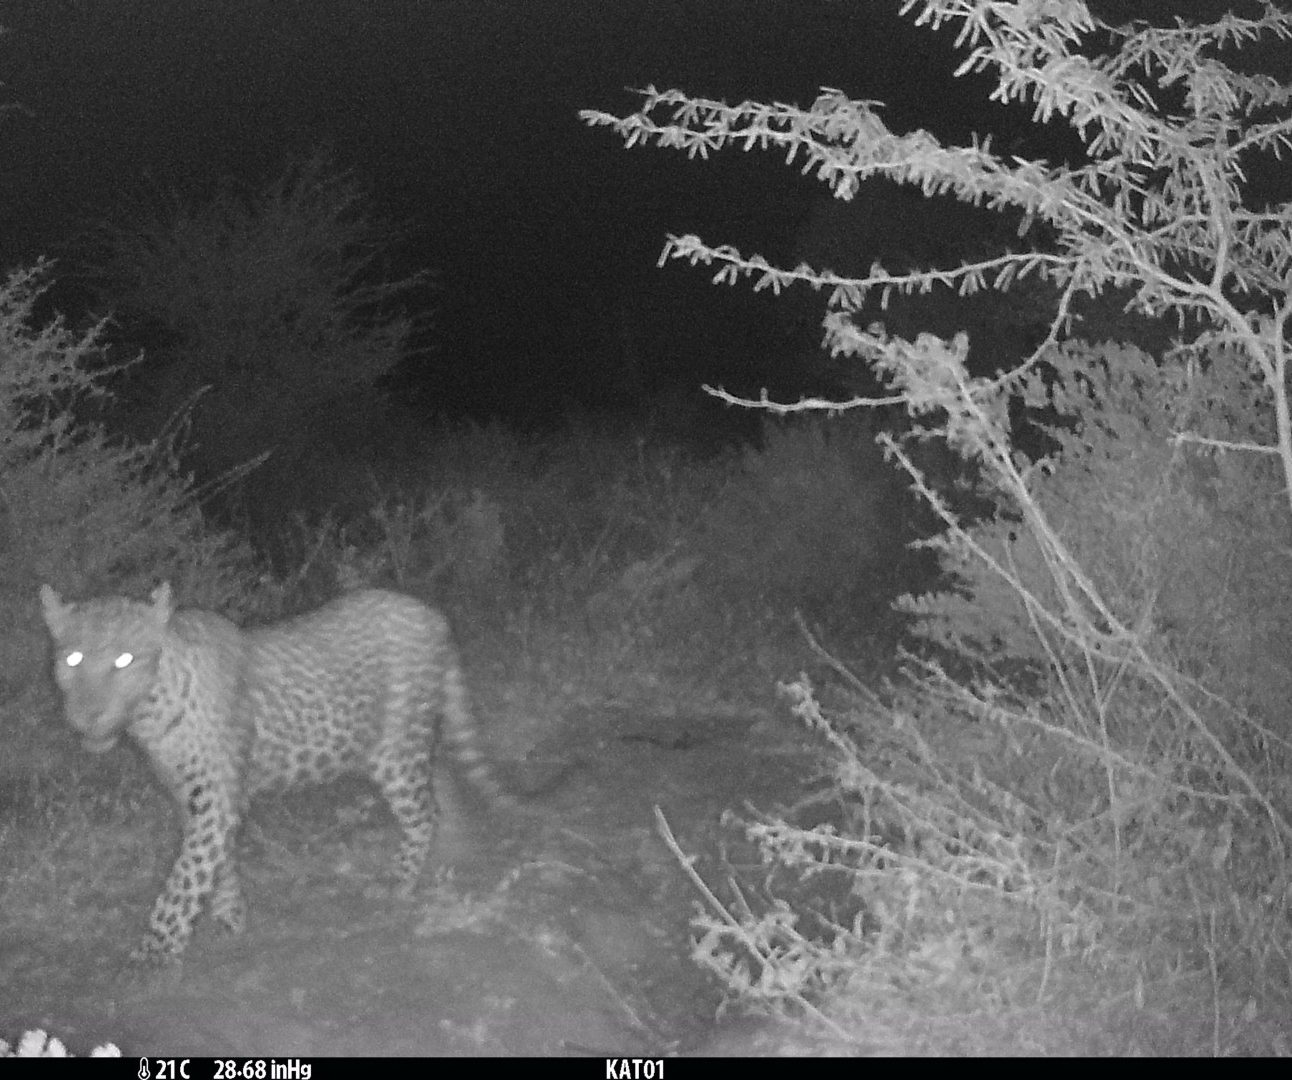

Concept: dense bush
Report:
left=0, top=263, right=254, bottom=701
left=694, top=414, right=930, bottom=617
left=80, top=149, right=430, bottom=541
left=587, top=0, right=1292, bottom=1051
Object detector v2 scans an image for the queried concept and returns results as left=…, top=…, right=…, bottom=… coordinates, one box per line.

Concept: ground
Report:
left=4, top=689, right=1287, bottom=1057
left=1, top=699, right=823, bottom=1056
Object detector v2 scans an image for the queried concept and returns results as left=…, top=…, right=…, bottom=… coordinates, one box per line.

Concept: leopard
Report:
left=39, top=581, right=510, bottom=965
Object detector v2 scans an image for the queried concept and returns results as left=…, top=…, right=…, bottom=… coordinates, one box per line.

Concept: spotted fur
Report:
left=39, top=582, right=507, bottom=964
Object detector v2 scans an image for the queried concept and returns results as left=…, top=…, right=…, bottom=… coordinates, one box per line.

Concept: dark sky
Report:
left=1, top=0, right=1275, bottom=423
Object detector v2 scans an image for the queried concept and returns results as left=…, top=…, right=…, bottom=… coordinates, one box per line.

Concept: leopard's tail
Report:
left=437, top=649, right=521, bottom=814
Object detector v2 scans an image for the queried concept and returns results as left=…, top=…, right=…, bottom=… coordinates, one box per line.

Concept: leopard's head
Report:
left=39, top=583, right=174, bottom=753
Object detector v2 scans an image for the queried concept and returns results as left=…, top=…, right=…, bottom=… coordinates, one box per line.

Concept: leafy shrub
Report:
left=0, top=262, right=254, bottom=701
left=911, top=340, right=1292, bottom=725
left=587, top=0, right=1292, bottom=1051
left=81, top=148, right=430, bottom=538
left=695, top=414, right=930, bottom=618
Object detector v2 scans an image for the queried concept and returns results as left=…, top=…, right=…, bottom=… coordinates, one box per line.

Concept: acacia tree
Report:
left=585, top=0, right=1292, bottom=1047
left=585, top=1, right=1292, bottom=493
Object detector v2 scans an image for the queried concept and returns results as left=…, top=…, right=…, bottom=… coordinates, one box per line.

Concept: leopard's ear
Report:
left=150, top=582, right=175, bottom=623
left=39, top=584, right=67, bottom=633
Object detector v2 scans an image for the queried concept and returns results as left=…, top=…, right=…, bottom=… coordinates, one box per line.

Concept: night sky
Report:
left=0, top=0, right=1276, bottom=426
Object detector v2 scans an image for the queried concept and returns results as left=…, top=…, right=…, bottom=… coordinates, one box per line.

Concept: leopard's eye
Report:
left=65, top=651, right=83, bottom=668
left=114, top=652, right=134, bottom=670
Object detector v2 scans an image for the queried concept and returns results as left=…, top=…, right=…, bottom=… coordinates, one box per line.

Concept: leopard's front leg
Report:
left=129, top=787, right=240, bottom=966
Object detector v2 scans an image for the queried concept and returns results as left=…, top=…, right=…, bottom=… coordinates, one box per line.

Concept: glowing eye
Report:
left=114, top=653, right=134, bottom=670
left=65, top=651, right=83, bottom=668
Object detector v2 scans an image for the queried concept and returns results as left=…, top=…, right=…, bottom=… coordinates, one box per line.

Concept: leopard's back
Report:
left=238, top=588, right=483, bottom=794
